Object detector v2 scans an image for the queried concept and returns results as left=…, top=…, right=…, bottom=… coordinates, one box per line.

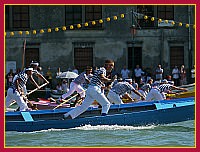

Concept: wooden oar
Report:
left=23, top=96, right=38, bottom=110
left=26, top=82, right=48, bottom=95
left=8, top=83, right=48, bottom=108
left=53, top=89, right=86, bottom=110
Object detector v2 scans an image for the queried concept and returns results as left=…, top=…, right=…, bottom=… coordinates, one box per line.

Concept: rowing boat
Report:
left=5, top=97, right=195, bottom=132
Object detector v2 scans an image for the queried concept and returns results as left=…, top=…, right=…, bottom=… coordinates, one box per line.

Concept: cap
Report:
left=125, top=79, right=132, bottom=83
left=25, top=67, right=33, bottom=71
left=30, top=61, right=39, bottom=66
left=117, top=78, right=123, bottom=81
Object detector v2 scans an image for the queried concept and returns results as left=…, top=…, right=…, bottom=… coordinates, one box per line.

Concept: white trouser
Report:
left=62, top=82, right=85, bottom=99
left=146, top=88, right=164, bottom=102
left=6, top=88, right=29, bottom=111
left=64, top=85, right=111, bottom=119
left=107, top=90, right=123, bottom=104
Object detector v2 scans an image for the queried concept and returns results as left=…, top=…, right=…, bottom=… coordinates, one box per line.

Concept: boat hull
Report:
left=5, top=97, right=195, bottom=132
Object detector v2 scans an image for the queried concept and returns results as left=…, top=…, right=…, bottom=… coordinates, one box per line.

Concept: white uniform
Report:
left=146, top=87, right=164, bottom=101
left=61, top=72, right=89, bottom=99
left=6, top=70, right=29, bottom=111
left=64, top=67, right=111, bottom=119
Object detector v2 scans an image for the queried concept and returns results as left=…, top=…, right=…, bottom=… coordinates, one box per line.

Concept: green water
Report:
left=5, top=120, right=195, bottom=147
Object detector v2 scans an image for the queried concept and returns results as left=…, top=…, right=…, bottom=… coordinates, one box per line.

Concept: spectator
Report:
left=5, top=69, right=15, bottom=89
left=120, top=66, right=130, bottom=80
left=133, top=65, right=144, bottom=86
left=62, top=79, right=69, bottom=92
left=56, top=82, right=63, bottom=93
left=191, top=65, right=195, bottom=83
left=172, top=66, right=180, bottom=86
left=155, top=64, right=163, bottom=81
left=72, top=66, right=79, bottom=74
left=180, top=65, right=187, bottom=85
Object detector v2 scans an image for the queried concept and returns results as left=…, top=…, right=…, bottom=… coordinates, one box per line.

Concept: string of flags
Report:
left=5, top=9, right=195, bottom=37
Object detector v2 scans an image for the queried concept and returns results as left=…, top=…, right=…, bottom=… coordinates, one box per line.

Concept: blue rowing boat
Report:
left=5, top=97, right=195, bottom=132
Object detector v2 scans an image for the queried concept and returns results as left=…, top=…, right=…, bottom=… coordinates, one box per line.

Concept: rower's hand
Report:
left=22, top=95, right=27, bottom=101
left=141, top=96, right=146, bottom=101
left=111, top=75, right=117, bottom=82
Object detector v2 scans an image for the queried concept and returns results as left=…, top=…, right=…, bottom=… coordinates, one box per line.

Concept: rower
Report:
left=159, top=79, right=188, bottom=99
left=63, top=59, right=116, bottom=119
left=58, top=66, right=93, bottom=103
left=5, top=67, right=40, bottom=111
left=107, top=79, right=146, bottom=104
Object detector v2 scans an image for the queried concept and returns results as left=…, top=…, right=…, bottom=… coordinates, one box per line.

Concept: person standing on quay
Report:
left=155, top=64, right=163, bottom=81
left=63, top=59, right=116, bottom=119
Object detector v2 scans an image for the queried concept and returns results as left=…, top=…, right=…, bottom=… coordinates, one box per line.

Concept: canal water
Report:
left=5, top=120, right=195, bottom=147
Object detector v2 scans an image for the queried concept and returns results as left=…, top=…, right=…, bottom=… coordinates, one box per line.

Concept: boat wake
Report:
left=73, top=124, right=156, bottom=130
left=28, top=125, right=156, bottom=133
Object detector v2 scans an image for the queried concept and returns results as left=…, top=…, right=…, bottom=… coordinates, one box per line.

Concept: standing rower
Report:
left=63, top=59, right=116, bottom=119
left=5, top=67, right=40, bottom=111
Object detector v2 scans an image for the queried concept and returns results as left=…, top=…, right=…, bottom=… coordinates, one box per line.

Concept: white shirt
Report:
left=134, top=68, right=144, bottom=77
left=146, top=87, right=164, bottom=101
left=172, top=68, right=180, bottom=79
left=121, top=69, right=130, bottom=79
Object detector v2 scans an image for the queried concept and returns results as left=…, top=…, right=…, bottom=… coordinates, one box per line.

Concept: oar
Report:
left=53, top=89, right=86, bottom=110
left=9, top=100, right=17, bottom=107
left=26, top=82, right=48, bottom=95
left=9, top=83, right=48, bottom=108
left=23, top=96, right=38, bottom=110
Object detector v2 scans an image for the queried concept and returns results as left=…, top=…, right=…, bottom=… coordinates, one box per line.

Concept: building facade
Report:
left=5, top=5, right=195, bottom=86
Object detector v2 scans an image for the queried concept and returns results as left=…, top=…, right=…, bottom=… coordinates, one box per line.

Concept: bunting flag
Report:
left=5, top=10, right=195, bottom=37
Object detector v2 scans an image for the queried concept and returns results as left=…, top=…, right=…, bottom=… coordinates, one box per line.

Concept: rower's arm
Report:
left=123, top=93, right=134, bottom=101
left=132, top=89, right=146, bottom=100
left=100, top=74, right=116, bottom=83
left=172, top=86, right=188, bottom=92
left=15, top=79, right=23, bottom=95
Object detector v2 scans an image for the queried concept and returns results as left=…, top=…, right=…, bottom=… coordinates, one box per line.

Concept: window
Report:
left=85, top=5, right=102, bottom=29
left=128, top=47, right=142, bottom=69
left=157, top=6, right=174, bottom=20
left=12, top=5, right=30, bottom=30
left=65, top=5, right=82, bottom=27
left=25, top=48, right=39, bottom=67
left=170, top=46, right=184, bottom=69
left=74, top=47, right=93, bottom=72
left=136, top=5, right=154, bottom=28
left=5, top=5, right=10, bottom=30
left=65, top=5, right=102, bottom=30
